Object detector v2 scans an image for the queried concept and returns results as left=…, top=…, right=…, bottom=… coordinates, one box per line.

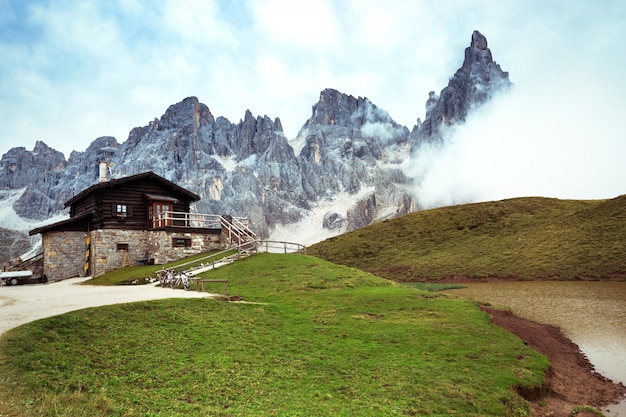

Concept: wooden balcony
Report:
left=150, top=211, right=256, bottom=242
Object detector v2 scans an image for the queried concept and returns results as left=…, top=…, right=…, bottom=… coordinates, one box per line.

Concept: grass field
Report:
left=0, top=254, right=548, bottom=416
left=308, top=196, right=626, bottom=282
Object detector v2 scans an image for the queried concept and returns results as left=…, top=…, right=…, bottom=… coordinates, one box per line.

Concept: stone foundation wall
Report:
left=147, top=231, right=222, bottom=265
left=43, top=229, right=224, bottom=280
left=90, top=229, right=149, bottom=277
left=42, top=231, right=89, bottom=282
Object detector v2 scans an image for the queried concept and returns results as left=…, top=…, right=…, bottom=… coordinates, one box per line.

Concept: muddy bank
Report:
left=483, top=307, right=626, bottom=417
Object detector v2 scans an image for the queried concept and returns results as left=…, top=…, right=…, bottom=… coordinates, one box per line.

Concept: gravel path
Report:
left=0, top=278, right=214, bottom=335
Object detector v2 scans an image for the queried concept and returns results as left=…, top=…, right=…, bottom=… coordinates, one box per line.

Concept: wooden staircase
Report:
left=219, top=215, right=257, bottom=247
left=3, top=253, right=44, bottom=276
left=1, top=252, right=46, bottom=285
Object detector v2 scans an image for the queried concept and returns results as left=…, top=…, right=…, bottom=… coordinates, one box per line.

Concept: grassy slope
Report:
left=308, top=196, right=626, bottom=281
left=0, top=254, right=548, bottom=417
left=83, top=250, right=237, bottom=286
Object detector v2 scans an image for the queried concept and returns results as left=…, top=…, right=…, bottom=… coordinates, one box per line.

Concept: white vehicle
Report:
left=0, top=271, right=46, bottom=286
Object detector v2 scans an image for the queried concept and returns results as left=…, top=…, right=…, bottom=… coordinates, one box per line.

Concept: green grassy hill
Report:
left=0, top=254, right=548, bottom=416
left=308, top=196, right=626, bottom=282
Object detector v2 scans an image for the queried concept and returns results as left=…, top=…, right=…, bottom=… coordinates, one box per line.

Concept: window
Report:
left=116, top=204, right=127, bottom=217
left=116, top=243, right=129, bottom=251
left=172, top=237, right=191, bottom=248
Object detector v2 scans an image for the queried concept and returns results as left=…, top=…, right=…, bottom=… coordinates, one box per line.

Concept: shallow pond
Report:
left=448, top=281, right=626, bottom=415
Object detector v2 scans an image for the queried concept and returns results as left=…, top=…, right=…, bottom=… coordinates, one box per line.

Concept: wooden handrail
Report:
left=151, top=211, right=253, bottom=232
left=255, top=240, right=306, bottom=255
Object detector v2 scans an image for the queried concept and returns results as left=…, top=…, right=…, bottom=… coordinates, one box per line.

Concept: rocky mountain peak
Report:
left=303, top=88, right=406, bottom=139
left=295, top=87, right=411, bottom=221
left=461, top=30, right=504, bottom=75
left=308, top=88, right=363, bottom=127
left=0, top=142, right=66, bottom=189
left=413, top=30, right=511, bottom=144
left=471, top=30, right=488, bottom=50
left=32, top=140, right=55, bottom=155
left=158, top=96, right=215, bottom=133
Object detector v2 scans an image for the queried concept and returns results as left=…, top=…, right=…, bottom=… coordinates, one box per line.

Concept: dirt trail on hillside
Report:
left=484, top=307, right=626, bottom=417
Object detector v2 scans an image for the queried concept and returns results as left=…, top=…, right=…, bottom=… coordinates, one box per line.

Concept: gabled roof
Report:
left=64, top=171, right=200, bottom=208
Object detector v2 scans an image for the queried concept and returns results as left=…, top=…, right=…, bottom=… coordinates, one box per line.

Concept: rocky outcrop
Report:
left=0, top=141, right=68, bottom=219
left=297, top=88, right=410, bottom=199
left=294, top=89, right=415, bottom=232
left=0, top=141, right=66, bottom=190
left=412, top=30, right=511, bottom=145
left=0, top=227, right=31, bottom=264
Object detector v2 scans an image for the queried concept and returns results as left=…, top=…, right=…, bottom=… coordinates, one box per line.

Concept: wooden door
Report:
left=150, top=202, right=173, bottom=228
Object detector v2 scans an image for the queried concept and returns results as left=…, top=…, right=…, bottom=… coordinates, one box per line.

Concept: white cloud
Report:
left=251, top=0, right=340, bottom=49
left=413, top=62, right=626, bottom=205
left=0, top=0, right=624, bottom=201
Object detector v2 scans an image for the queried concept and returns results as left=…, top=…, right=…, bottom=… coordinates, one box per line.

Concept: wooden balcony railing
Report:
left=151, top=212, right=256, bottom=241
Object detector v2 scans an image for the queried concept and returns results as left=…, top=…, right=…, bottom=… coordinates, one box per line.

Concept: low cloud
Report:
left=358, top=101, right=407, bottom=144
left=411, top=73, right=626, bottom=207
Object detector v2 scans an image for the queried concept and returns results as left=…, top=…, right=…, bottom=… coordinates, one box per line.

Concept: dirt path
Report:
left=0, top=278, right=214, bottom=335
left=484, top=307, right=626, bottom=417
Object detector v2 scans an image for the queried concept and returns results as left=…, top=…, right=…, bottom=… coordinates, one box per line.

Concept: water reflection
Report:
left=448, top=281, right=626, bottom=414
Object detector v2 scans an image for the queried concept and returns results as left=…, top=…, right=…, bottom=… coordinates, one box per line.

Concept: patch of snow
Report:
left=20, top=240, right=42, bottom=259
left=269, top=187, right=375, bottom=246
left=0, top=188, right=69, bottom=232
left=240, top=154, right=257, bottom=168
left=289, top=127, right=308, bottom=157
left=212, top=154, right=237, bottom=172
left=376, top=204, right=401, bottom=220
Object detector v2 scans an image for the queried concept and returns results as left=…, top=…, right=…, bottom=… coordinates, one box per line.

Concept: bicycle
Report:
left=157, top=268, right=174, bottom=288
left=170, top=270, right=191, bottom=291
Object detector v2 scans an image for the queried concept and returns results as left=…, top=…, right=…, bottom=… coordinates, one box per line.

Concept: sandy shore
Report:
left=0, top=278, right=214, bottom=335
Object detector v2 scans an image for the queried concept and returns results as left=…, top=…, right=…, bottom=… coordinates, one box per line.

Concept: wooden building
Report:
left=29, top=170, right=254, bottom=282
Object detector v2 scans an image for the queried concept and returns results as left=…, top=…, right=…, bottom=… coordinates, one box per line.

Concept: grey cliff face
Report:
left=297, top=88, right=410, bottom=199
left=1, top=31, right=511, bottom=244
left=412, top=30, right=511, bottom=145
left=0, top=227, right=31, bottom=264
left=0, top=141, right=66, bottom=190
left=0, top=141, right=67, bottom=219
left=294, top=88, right=415, bottom=232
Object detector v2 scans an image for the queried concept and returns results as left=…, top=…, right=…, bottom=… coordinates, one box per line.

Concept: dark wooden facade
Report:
left=31, top=172, right=200, bottom=235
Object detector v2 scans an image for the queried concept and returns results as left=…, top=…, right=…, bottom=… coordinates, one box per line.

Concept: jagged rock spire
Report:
left=413, top=30, right=511, bottom=144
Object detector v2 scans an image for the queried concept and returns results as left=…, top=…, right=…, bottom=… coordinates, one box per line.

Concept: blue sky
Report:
left=1, top=0, right=625, bottom=201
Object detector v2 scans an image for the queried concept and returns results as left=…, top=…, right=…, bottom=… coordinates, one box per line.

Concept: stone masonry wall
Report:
left=147, top=230, right=222, bottom=265
left=42, top=231, right=88, bottom=282
left=90, top=229, right=149, bottom=277
left=43, top=229, right=224, bottom=280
